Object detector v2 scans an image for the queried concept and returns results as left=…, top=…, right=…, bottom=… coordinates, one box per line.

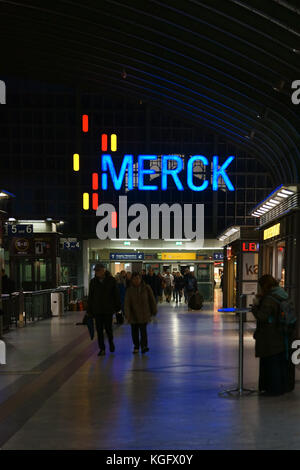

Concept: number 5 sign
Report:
left=8, top=224, right=33, bottom=236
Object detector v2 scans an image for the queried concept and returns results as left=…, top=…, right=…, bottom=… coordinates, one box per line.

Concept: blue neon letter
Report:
left=212, top=156, right=235, bottom=191
left=161, top=155, right=184, bottom=191
left=187, top=156, right=209, bottom=191
left=138, top=155, right=158, bottom=190
left=101, top=154, right=133, bottom=190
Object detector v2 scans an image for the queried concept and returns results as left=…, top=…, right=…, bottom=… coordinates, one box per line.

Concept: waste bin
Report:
left=51, top=292, right=64, bottom=316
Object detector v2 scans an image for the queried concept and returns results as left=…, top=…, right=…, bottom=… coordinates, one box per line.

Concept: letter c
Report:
left=187, top=156, right=209, bottom=191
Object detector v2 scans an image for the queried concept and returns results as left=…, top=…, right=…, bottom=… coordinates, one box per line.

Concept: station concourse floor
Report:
left=1, top=291, right=300, bottom=450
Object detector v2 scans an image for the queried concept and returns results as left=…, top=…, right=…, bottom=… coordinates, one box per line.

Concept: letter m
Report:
left=101, top=154, right=133, bottom=190
left=0, top=81, right=6, bottom=104
left=151, top=203, right=182, bottom=239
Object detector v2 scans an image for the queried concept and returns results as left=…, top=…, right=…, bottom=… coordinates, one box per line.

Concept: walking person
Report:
left=116, top=270, right=127, bottom=324
left=125, top=272, right=157, bottom=354
left=185, top=271, right=198, bottom=307
left=163, top=271, right=173, bottom=303
left=183, top=268, right=190, bottom=303
left=157, top=273, right=164, bottom=303
left=144, top=267, right=160, bottom=303
left=174, top=272, right=185, bottom=304
left=251, top=274, right=296, bottom=396
left=87, top=263, right=121, bottom=356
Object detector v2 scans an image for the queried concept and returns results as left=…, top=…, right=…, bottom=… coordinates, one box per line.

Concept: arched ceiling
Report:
left=1, top=0, right=300, bottom=183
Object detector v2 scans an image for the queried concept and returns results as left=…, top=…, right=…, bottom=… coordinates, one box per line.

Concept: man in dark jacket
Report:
left=144, top=268, right=160, bottom=303
left=87, top=263, right=121, bottom=356
left=185, top=271, right=198, bottom=305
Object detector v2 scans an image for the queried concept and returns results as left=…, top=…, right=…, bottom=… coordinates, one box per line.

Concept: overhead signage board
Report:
left=110, top=253, right=144, bottom=261
left=8, top=224, right=33, bottom=237
left=161, top=253, right=196, bottom=260
left=213, top=253, right=224, bottom=260
left=264, top=223, right=280, bottom=240
left=63, top=241, right=80, bottom=250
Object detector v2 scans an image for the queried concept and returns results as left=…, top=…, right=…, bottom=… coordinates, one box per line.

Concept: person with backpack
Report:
left=144, top=267, right=160, bottom=303
left=174, top=272, right=185, bottom=304
left=185, top=271, right=198, bottom=306
left=124, top=272, right=157, bottom=354
left=188, top=288, right=204, bottom=311
left=251, top=274, right=296, bottom=396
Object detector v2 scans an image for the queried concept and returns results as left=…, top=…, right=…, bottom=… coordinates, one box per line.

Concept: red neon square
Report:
left=111, top=211, right=117, bottom=229
left=82, top=115, right=89, bottom=133
left=101, top=134, right=108, bottom=152
left=92, top=173, right=98, bottom=190
left=93, top=193, right=99, bottom=211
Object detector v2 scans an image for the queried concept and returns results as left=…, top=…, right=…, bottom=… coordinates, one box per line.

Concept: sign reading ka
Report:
left=101, top=155, right=235, bottom=191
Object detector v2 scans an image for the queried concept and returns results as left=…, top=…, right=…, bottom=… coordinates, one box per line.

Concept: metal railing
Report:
left=0, top=285, right=84, bottom=335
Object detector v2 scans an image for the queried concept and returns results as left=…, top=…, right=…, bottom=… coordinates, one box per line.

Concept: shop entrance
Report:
left=263, top=241, right=286, bottom=287
left=13, top=258, right=53, bottom=291
left=110, top=262, right=132, bottom=276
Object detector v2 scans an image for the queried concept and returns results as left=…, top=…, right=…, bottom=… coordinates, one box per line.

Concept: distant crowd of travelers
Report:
left=87, top=264, right=203, bottom=356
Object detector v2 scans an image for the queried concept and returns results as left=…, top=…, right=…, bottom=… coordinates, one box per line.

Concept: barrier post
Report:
left=218, top=307, right=256, bottom=397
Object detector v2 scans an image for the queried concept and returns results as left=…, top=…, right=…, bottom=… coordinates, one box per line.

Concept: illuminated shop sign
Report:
left=161, top=253, right=196, bottom=260
left=264, top=223, right=280, bottom=240
left=242, top=242, right=259, bottom=252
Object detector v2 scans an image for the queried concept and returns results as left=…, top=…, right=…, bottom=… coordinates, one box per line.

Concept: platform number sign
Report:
left=8, top=224, right=33, bottom=236
left=63, top=241, right=80, bottom=250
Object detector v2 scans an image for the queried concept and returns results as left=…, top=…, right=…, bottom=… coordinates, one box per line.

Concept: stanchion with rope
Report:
left=218, top=307, right=257, bottom=397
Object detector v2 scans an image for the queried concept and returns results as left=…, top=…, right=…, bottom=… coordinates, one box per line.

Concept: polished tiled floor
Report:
left=0, top=293, right=300, bottom=450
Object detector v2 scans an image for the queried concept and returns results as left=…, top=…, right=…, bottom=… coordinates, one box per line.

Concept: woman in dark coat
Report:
left=125, top=272, right=157, bottom=354
left=251, top=274, right=295, bottom=396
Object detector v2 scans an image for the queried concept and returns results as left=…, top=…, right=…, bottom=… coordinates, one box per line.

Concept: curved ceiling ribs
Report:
left=1, top=0, right=299, bottom=183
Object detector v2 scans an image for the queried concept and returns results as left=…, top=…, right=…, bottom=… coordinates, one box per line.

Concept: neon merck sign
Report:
left=73, top=119, right=236, bottom=241
left=101, top=155, right=235, bottom=191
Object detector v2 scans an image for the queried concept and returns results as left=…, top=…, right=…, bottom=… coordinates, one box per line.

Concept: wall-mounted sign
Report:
left=242, top=242, right=259, bottom=252
left=110, top=253, right=144, bottom=261
left=8, top=224, right=33, bottom=237
left=264, top=223, right=280, bottom=240
left=63, top=241, right=80, bottom=250
left=161, top=253, right=196, bottom=260
left=242, top=282, right=258, bottom=295
left=213, top=253, right=224, bottom=260
left=34, top=239, right=52, bottom=256
left=144, top=254, right=157, bottom=260
left=14, top=238, right=30, bottom=255
left=227, top=246, right=232, bottom=261
left=243, top=253, right=259, bottom=281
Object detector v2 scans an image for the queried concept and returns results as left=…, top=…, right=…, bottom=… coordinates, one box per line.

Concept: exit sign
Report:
left=242, top=242, right=259, bottom=252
